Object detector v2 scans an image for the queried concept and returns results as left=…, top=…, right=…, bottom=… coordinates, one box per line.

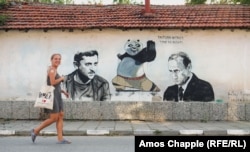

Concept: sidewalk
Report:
left=1, top=120, right=250, bottom=136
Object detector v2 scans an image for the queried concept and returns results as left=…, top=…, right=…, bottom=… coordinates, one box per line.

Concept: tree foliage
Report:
left=86, top=0, right=103, bottom=4
left=113, top=0, right=142, bottom=4
left=185, top=0, right=207, bottom=4
left=113, top=0, right=130, bottom=4
left=0, top=0, right=8, bottom=26
left=10, top=0, right=74, bottom=4
left=0, top=0, right=7, bottom=8
left=0, top=14, right=9, bottom=25
left=231, top=0, right=250, bottom=4
left=187, top=0, right=250, bottom=4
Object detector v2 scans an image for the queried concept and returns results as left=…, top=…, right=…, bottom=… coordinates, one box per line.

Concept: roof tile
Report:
left=0, top=3, right=250, bottom=30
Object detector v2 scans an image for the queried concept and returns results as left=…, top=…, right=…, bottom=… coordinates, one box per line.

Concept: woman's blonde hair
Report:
left=50, top=53, right=61, bottom=60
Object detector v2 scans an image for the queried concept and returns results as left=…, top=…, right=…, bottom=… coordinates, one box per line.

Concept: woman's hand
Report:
left=61, top=75, right=67, bottom=82
left=62, top=90, right=69, bottom=98
left=64, top=92, right=69, bottom=98
left=60, top=76, right=65, bottom=82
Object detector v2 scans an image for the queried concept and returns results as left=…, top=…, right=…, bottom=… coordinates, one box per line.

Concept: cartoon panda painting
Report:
left=112, top=39, right=160, bottom=92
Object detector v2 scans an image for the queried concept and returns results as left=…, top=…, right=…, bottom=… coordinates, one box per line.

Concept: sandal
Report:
left=31, top=129, right=37, bottom=143
left=57, top=139, right=71, bottom=144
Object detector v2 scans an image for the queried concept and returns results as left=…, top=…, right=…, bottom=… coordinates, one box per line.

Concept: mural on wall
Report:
left=1, top=29, right=250, bottom=102
left=63, top=50, right=111, bottom=101
left=163, top=52, right=215, bottom=102
left=112, top=39, right=160, bottom=93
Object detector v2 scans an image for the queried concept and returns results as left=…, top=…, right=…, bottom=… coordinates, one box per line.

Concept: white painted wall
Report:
left=0, top=29, right=249, bottom=101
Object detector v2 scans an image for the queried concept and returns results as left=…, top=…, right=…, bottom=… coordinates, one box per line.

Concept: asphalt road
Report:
left=0, top=136, right=134, bottom=152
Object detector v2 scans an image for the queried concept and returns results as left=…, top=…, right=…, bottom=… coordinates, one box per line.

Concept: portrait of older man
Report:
left=163, top=52, right=214, bottom=102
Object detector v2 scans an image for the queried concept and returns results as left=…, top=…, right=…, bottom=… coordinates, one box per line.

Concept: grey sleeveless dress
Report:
left=45, top=73, right=63, bottom=113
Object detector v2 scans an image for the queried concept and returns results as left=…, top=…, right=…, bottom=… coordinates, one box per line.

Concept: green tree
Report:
left=0, top=14, right=9, bottom=25
left=210, top=0, right=250, bottom=4
left=0, top=0, right=7, bottom=7
left=87, top=0, right=103, bottom=4
left=10, top=0, right=73, bottom=4
left=0, top=0, right=8, bottom=26
left=39, top=0, right=74, bottom=4
left=113, top=0, right=142, bottom=4
left=113, top=0, right=130, bottom=4
left=185, top=0, right=207, bottom=4
left=211, top=0, right=234, bottom=4
left=233, top=0, right=250, bottom=4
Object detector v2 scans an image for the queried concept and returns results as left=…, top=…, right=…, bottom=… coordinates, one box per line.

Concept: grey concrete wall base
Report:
left=0, top=101, right=12, bottom=119
left=209, top=102, right=228, bottom=121
left=228, top=102, right=246, bottom=121
left=245, top=103, right=250, bottom=121
left=172, top=102, right=191, bottom=120
left=0, top=101, right=250, bottom=121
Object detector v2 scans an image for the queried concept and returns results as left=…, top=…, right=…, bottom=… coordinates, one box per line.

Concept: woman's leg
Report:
left=56, top=111, right=64, bottom=141
left=34, top=113, right=59, bottom=135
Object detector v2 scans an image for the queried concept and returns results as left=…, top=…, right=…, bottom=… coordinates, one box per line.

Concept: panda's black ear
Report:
left=137, top=39, right=140, bottom=42
left=127, top=39, right=130, bottom=42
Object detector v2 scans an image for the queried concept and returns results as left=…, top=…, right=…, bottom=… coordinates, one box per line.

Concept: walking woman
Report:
left=31, top=53, right=71, bottom=144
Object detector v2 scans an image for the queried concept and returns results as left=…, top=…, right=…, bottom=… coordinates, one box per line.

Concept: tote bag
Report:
left=34, top=85, right=55, bottom=110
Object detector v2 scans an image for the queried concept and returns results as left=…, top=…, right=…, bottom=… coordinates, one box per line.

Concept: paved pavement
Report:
left=1, top=120, right=250, bottom=136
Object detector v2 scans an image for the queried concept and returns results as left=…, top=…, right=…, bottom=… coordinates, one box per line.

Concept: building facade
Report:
left=0, top=3, right=250, bottom=102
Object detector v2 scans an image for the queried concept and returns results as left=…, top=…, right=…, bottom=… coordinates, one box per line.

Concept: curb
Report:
left=227, top=129, right=250, bottom=135
left=0, top=130, right=15, bottom=136
left=1, top=129, right=250, bottom=136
